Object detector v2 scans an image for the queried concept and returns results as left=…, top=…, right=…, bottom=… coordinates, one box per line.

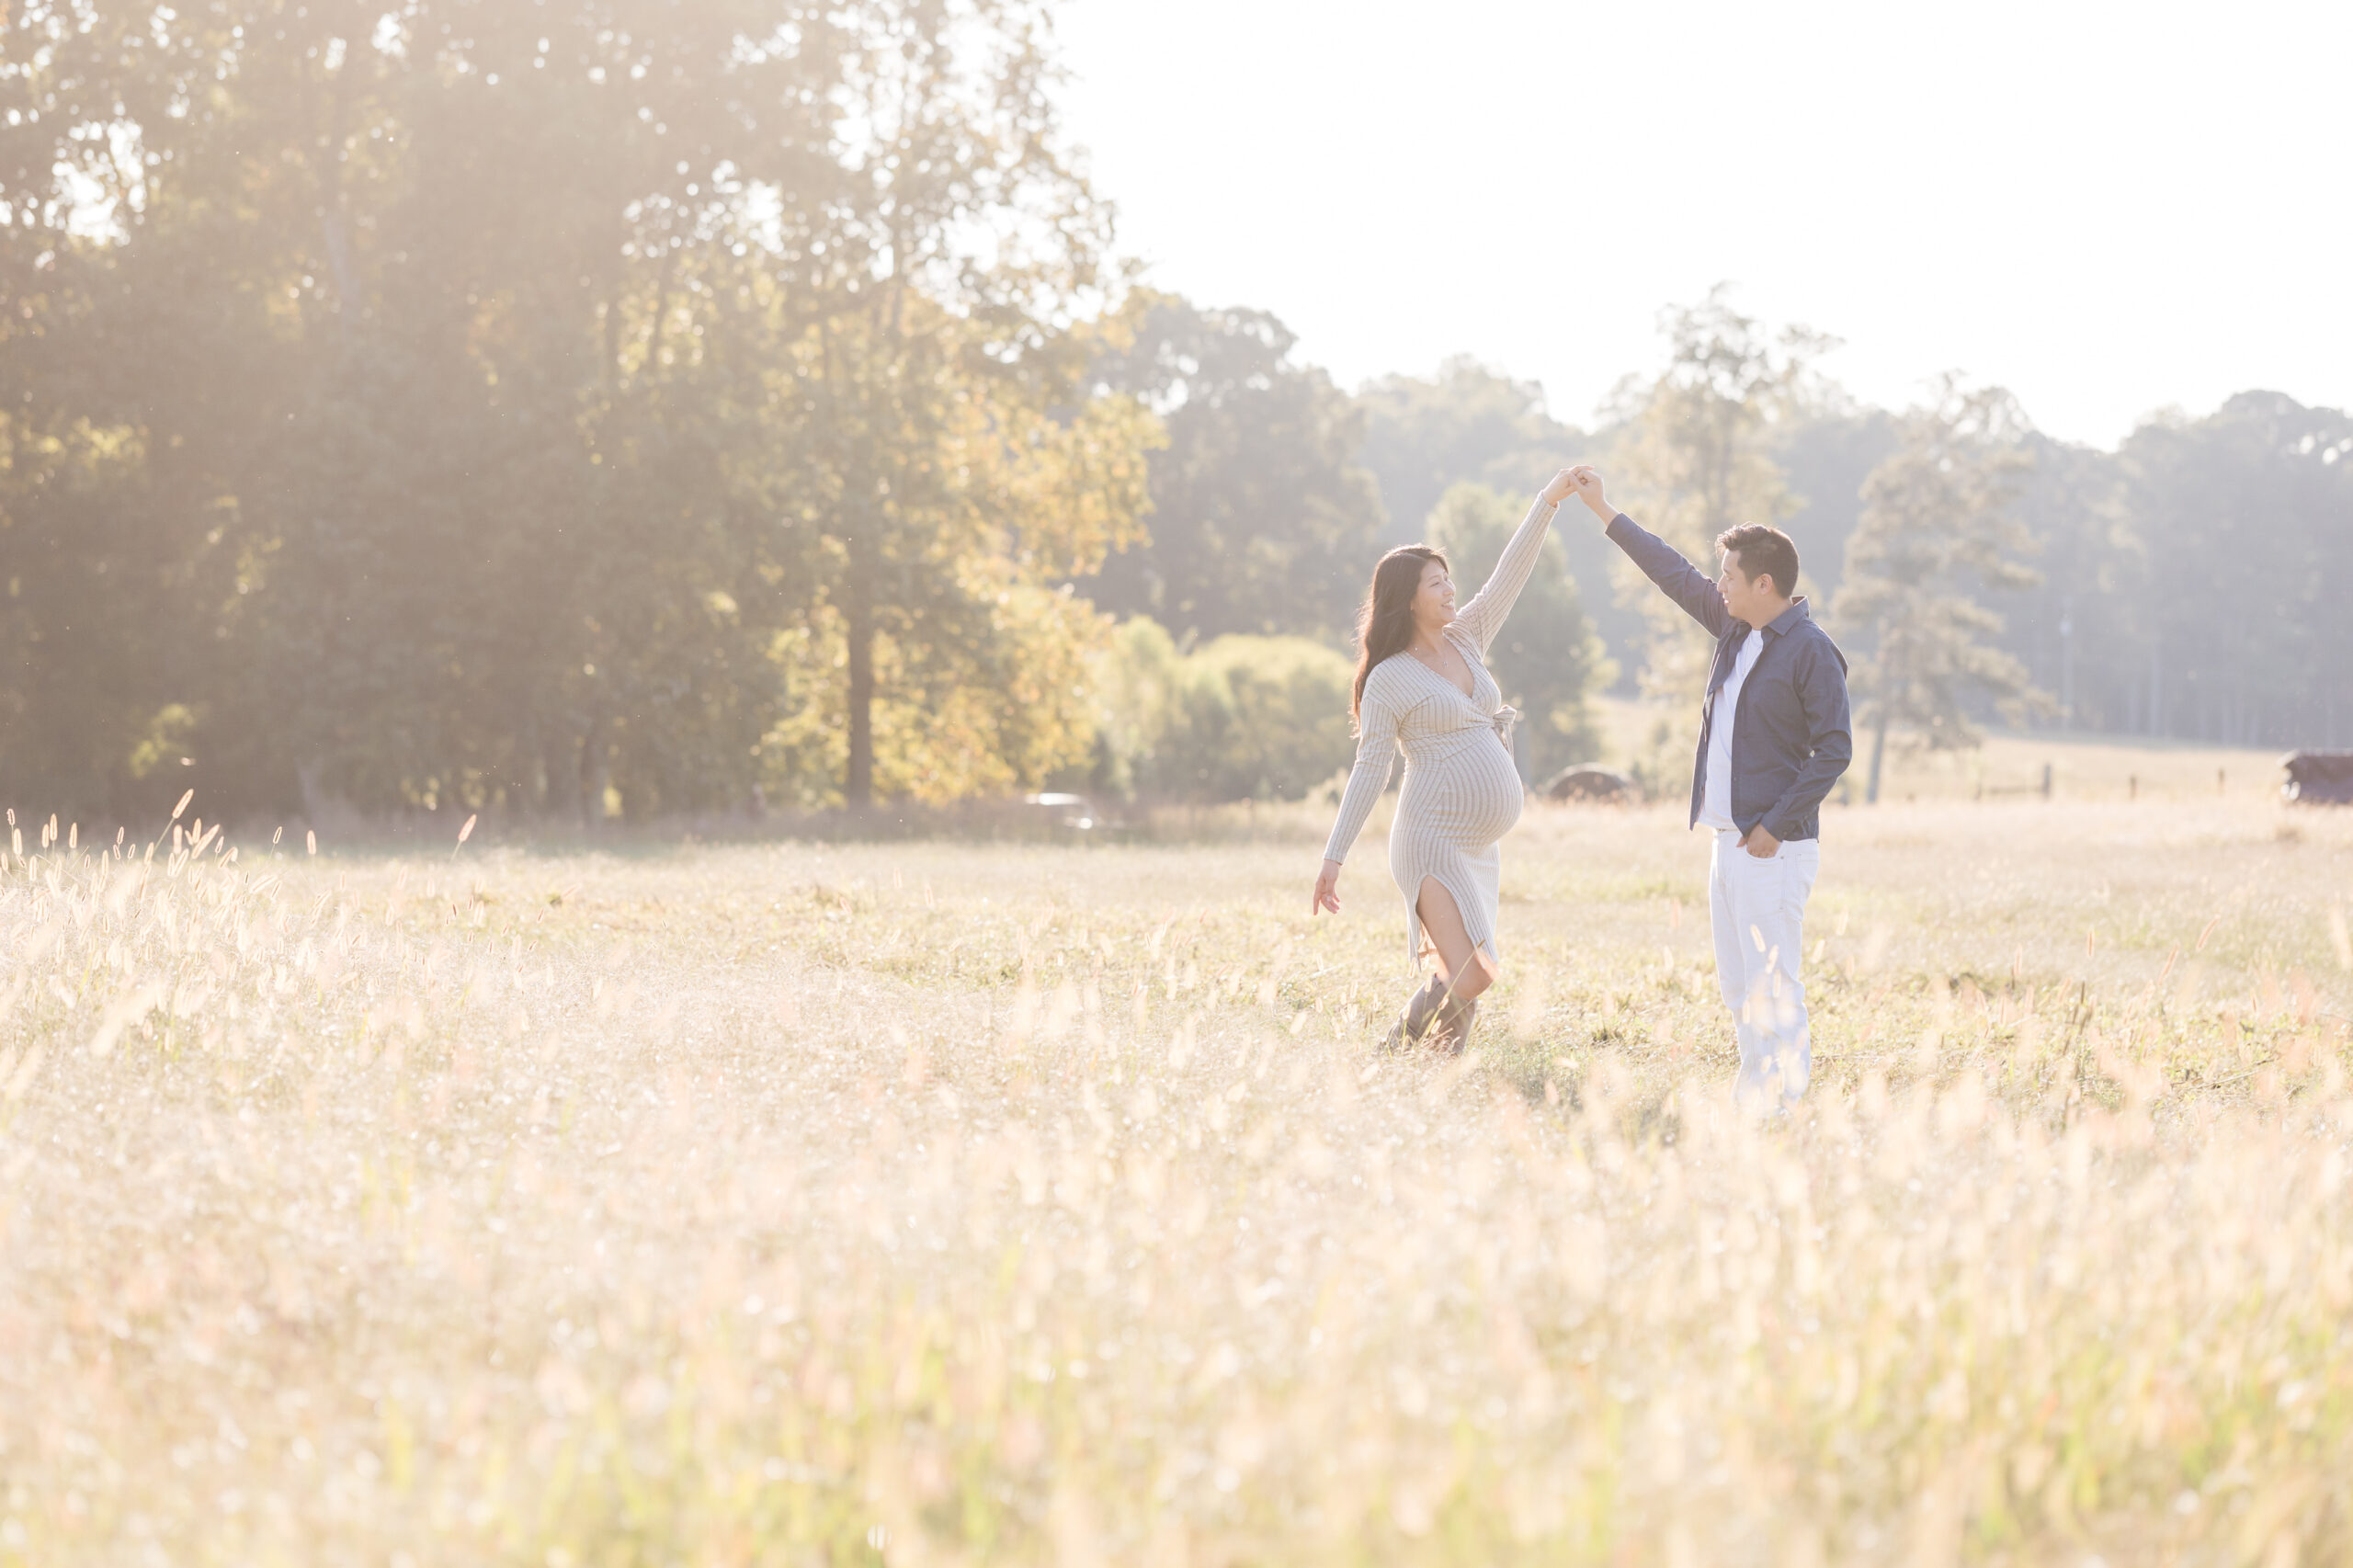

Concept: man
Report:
left=1566, top=466, right=1852, bottom=1111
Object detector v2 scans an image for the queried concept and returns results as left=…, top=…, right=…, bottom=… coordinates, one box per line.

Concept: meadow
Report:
left=3, top=745, right=2351, bottom=1566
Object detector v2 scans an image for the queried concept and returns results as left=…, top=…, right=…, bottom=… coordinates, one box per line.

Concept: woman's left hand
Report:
left=1540, top=468, right=1578, bottom=505
left=1313, top=859, right=1342, bottom=915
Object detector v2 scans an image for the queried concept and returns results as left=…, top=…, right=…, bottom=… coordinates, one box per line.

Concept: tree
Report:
left=2109, top=392, right=2353, bottom=746
left=0, top=0, right=851, bottom=823
left=1353, top=358, right=1639, bottom=669
left=1975, top=436, right=2132, bottom=736
left=1601, top=286, right=1832, bottom=710
left=1765, top=397, right=1901, bottom=610
left=1424, top=483, right=1611, bottom=781
left=1078, top=619, right=1356, bottom=804
left=1836, top=381, right=2046, bottom=801
left=1081, top=291, right=1384, bottom=642
left=1356, top=358, right=1576, bottom=545
left=764, top=300, right=1157, bottom=807
left=1958, top=395, right=2353, bottom=751
left=0, top=0, right=1156, bottom=822
left=0, top=0, right=305, bottom=820
left=778, top=3, right=1157, bottom=809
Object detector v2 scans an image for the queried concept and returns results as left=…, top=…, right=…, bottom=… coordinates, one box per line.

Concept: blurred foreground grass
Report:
left=3, top=792, right=2351, bottom=1565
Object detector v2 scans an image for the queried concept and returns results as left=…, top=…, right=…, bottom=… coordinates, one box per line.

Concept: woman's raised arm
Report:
left=1450, top=470, right=1575, bottom=654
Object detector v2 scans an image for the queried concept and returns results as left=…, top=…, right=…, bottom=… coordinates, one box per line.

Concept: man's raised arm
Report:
left=1566, top=467, right=1732, bottom=640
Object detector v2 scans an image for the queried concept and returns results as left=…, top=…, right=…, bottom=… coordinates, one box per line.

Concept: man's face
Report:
left=1715, top=550, right=1779, bottom=629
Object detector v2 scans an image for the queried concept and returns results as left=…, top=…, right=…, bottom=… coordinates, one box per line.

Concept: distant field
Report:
left=2, top=770, right=2350, bottom=1563
left=1592, top=695, right=2298, bottom=805
left=1862, top=728, right=2291, bottom=806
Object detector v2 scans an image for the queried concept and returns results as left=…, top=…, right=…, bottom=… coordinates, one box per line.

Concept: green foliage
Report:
left=0, top=0, right=1154, bottom=822
left=1357, top=358, right=1576, bottom=547
left=1836, top=381, right=2047, bottom=798
left=1083, top=619, right=1356, bottom=803
left=1766, top=400, right=1902, bottom=608
left=765, top=577, right=1114, bottom=810
left=1798, top=391, right=2353, bottom=752
left=6, top=6, right=2348, bottom=824
left=1082, top=292, right=1383, bottom=641
left=1601, top=287, right=1831, bottom=710
left=1423, top=483, right=1612, bottom=781
left=0, top=409, right=222, bottom=822
left=1354, top=358, right=1642, bottom=680
left=2110, top=393, right=2353, bottom=744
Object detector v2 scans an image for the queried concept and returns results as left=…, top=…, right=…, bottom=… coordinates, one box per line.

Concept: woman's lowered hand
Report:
left=1313, top=858, right=1342, bottom=916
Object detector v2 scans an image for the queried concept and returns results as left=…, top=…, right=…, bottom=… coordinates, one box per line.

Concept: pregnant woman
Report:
left=1312, top=468, right=1576, bottom=1051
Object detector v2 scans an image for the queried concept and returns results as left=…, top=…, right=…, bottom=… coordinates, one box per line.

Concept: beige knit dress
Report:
left=1323, top=494, right=1556, bottom=968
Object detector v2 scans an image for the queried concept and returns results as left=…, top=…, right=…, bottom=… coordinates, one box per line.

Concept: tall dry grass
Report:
left=1, top=794, right=2350, bottom=1564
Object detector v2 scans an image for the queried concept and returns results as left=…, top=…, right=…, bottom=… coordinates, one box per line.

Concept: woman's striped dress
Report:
left=1323, top=495, right=1557, bottom=968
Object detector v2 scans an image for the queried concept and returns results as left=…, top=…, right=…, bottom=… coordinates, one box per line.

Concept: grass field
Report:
left=4, top=768, right=2352, bottom=1564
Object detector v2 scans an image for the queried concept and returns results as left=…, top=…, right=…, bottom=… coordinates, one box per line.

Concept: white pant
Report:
left=1708, top=829, right=1821, bottom=1111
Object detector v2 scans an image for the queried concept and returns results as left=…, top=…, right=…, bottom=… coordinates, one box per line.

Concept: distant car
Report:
left=2282, top=751, right=2353, bottom=805
left=1023, top=792, right=1098, bottom=831
left=1541, top=767, right=1633, bottom=803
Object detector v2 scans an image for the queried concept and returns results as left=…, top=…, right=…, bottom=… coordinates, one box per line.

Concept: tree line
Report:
left=6, top=4, right=2347, bottom=829
left=4, top=0, right=1154, bottom=825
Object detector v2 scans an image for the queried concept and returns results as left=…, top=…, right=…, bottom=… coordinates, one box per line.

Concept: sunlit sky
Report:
left=1056, top=0, right=2353, bottom=449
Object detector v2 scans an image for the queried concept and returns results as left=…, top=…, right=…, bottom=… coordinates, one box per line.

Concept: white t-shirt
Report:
left=1699, top=630, right=1762, bottom=830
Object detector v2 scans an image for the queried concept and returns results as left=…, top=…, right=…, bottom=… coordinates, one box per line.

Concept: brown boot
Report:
left=1427, top=994, right=1479, bottom=1054
left=1382, top=974, right=1449, bottom=1050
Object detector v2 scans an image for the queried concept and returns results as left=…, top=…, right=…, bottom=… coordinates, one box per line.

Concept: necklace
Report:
left=1409, top=638, right=1471, bottom=691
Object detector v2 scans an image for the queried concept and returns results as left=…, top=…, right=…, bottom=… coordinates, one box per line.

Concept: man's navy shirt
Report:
left=1605, top=512, right=1854, bottom=841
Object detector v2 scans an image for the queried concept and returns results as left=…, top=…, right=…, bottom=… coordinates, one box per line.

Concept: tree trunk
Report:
left=646, top=252, right=676, bottom=373
left=314, top=56, right=358, bottom=337
left=516, top=718, right=541, bottom=819
left=1865, top=707, right=1889, bottom=805
left=578, top=717, right=608, bottom=833
left=844, top=551, right=875, bottom=809
left=539, top=733, right=569, bottom=824
left=296, top=758, right=332, bottom=824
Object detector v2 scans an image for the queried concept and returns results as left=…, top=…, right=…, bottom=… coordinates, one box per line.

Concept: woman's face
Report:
left=1410, top=560, right=1457, bottom=631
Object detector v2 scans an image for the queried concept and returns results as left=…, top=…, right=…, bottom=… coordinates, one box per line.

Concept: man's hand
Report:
left=1567, top=465, right=1612, bottom=520
left=1540, top=468, right=1578, bottom=505
left=1313, top=858, right=1342, bottom=915
left=1741, top=824, right=1780, bottom=858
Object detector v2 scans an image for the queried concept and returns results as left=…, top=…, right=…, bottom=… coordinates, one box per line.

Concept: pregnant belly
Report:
left=1401, top=735, right=1524, bottom=845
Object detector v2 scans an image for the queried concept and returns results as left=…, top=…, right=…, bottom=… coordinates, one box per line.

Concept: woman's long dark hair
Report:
left=1351, top=545, right=1447, bottom=729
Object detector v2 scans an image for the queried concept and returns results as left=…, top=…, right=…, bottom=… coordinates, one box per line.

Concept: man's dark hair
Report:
left=1715, top=524, right=1800, bottom=600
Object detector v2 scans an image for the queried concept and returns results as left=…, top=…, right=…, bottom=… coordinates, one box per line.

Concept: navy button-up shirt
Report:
left=1606, top=512, right=1854, bottom=840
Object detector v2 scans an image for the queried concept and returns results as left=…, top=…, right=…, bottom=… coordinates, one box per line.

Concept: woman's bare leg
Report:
left=1415, top=877, right=1495, bottom=1001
